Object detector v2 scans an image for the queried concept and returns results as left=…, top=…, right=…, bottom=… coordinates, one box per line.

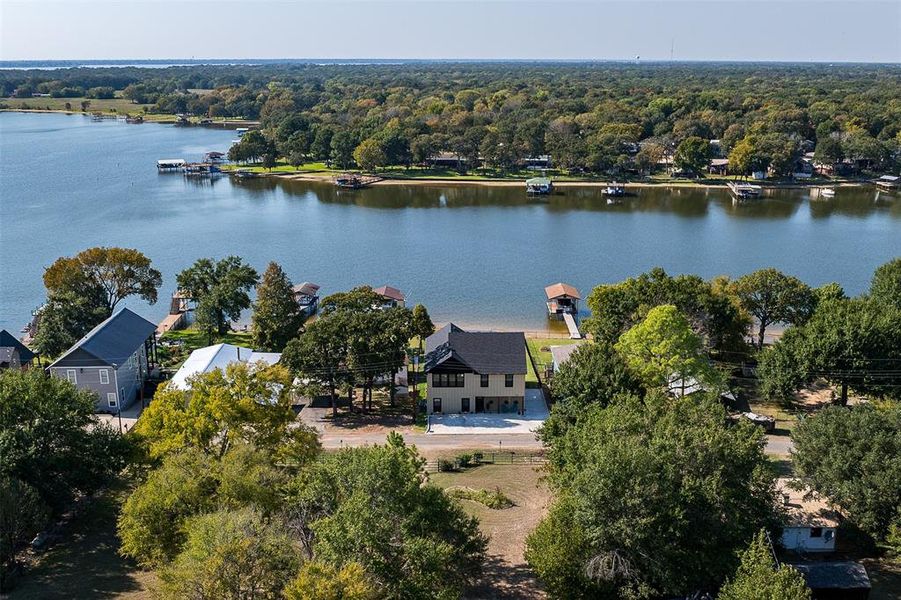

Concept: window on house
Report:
left=432, top=373, right=465, bottom=387
left=66, top=369, right=77, bottom=384
left=433, top=398, right=442, bottom=413
left=810, top=527, right=823, bottom=538
left=99, top=369, right=109, bottom=385
left=480, top=374, right=489, bottom=387
left=107, top=393, right=118, bottom=408
left=505, top=374, right=514, bottom=387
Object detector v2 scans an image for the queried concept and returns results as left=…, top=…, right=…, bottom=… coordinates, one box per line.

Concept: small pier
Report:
left=335, top=174, right=381, bottom=189
left=727, top=181, right=762, bottom=200
left=526, top=177, right=554, bottom=195
left=562, top=313, right=582, bottom=339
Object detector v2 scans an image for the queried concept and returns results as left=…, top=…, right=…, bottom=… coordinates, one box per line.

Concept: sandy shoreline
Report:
left=271, top=171, right=871, bottom=190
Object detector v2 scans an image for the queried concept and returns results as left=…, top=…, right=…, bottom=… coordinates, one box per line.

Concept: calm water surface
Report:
left=1, top=112, right=899, bottom=332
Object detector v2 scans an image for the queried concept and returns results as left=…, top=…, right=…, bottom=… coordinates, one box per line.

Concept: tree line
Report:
left=4, top=62, right=900, bottom=176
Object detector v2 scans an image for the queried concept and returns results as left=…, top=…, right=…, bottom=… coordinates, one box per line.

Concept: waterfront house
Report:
left=424, top=324, right=526, bottom=415
left=708, top=158, right=729, bottom=175
left=49, top=308, right=157, bottom=413
left=777, top=478, right=840, bottom=553
left=168, top=343, right=281, bottom=390
left=0, top=329, right=35, bottom=370
left=292, top=282, right=321, bottom=317
left=374, top=285, right=406, bottom=309
left=792, top=562, right=871, bottom=600
left=545, top=282, right=580, bottom=317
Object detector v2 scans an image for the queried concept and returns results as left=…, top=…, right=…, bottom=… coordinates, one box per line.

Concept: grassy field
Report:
left=1, top=96, right=156, bottom=115
left=7, top=479, right=155, bottom=600
left=431, top=464, right=550, bottom=599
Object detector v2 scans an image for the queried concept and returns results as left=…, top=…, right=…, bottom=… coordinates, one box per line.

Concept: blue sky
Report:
left=1, top=0, right=899, bottom=63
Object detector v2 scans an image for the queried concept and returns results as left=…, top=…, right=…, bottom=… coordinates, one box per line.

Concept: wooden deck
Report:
left=562, top=313, right=582, bottom=339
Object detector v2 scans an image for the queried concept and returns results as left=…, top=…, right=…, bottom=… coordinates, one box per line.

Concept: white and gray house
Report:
left=49, top=308, right=157, bottom=413
left=424, top=324, right=527, bottom=415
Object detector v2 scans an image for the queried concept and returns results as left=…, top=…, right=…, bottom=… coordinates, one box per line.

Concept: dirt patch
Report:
left=431, top=464, right=551, bottom=599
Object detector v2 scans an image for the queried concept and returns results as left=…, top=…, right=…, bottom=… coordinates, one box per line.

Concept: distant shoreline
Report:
left=0, top=109, right=877, bottom=190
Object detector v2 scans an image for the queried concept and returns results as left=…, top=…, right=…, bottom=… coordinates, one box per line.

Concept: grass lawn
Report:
left=2, top=96, right=156, bottom=116
left=8, top=478, right=155, bottom=600
left=431, top=464, right=550, bottom=599
left=157, top=327, right=254, bottom=370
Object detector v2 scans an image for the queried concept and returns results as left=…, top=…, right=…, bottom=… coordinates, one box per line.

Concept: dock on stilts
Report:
left=562, top=312, right=582, bottom=339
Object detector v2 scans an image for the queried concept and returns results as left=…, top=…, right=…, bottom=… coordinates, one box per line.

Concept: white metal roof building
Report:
left=168, top=343, right=281, bottom=390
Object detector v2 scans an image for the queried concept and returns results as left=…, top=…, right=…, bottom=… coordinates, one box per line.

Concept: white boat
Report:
left=820, top=187, right=836, bottom=198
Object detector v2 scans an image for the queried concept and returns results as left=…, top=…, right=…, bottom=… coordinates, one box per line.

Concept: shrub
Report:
left=447, top=487, right=514, bottom=509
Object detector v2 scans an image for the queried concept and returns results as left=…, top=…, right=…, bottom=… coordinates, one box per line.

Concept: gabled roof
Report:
left=424, top=325, right=526, bottom=374
left=374, top=285, right=405, bottom=302
left=292, top=282, right=320, bottom=296
left=792, top=562, right=870, bottom=590
left=169, top=343, right=281, bottom=390
left=0, top=329, right=35, bottom=362
left=545, top=282, right=581, bottom=300
left=50, top=308, right=156, bottom=368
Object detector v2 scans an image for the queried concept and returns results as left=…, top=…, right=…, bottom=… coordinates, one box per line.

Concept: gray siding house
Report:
left=49, top=308, right=157, bottom=413
left=424, top=324, right=527, bottom=415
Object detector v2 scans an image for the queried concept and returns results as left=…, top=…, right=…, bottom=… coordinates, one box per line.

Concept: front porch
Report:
left=427, top=389, right=548, bottom=435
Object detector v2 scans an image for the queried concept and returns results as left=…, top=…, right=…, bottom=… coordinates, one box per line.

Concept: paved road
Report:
left=765, top=434, right=794, bottom=458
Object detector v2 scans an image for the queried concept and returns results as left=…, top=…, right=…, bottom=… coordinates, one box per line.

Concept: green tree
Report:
left=282, top=313, right=352, bottom=417
left=35, top=247, right=162, bottom=353
left=728, top=135, right=770, bottom=178
left=870, top=257, right=901, bottom=309
left=135, top=362, right=318, bottom=462
left=0, top=369, right=128, bottom=513
left=758, top=297, right=901, bottom=404
left=718, top=530, right=811, bottom=600
left=118, top=446, right=287, bottom=567
left=353, top=137, right=387, bottom=171
left=252, top=261, right=304, bottom=352
left=284, top=437, right=487, bottom=598
left=531, top=395, right=777, bottom=598
left=674, top=135, right=710, bottom=175
left=791, top=404, right=901, bottom=542
left=176, top=256, right=259, bottom=342
left=615, top=305, right=719, bottom=391
left=158, top=508, right=300, bottom=600
left=542, top=343, right=644, bottom=444
left=411, top=303, right=434, bottom=356
left=730, top=268, right=816, bottom=350
left=0, top=477, right=49, bottom=572
left=584, top=267, right=749, bottom=355
left=330, top=130, right=357, bottom=169
left=284, top=561, right=379, bottom=600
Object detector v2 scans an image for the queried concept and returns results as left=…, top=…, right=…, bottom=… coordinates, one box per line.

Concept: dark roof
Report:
left=424, top=324, right=526, bottom=374
left=374, top=285, right=405, bottom=302
left=50, top=308, right=156, bottom=368
left=0, top=329, right=35, bottom=362
left=792, top=562, right=871, bottom=590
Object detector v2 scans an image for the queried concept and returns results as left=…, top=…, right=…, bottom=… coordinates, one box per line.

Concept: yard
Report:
left=431, top=464, right=550, bottom=599
left=156, top=327, right=254, bottom=370
left=525, top=337, right=584, bottom=383
left=7, top=478, right=155, bottom=600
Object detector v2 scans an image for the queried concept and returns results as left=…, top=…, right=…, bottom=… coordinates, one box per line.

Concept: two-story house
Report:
left=423, top=324, right=526, bottom=415
left=49, top=308, right=157, bottom=413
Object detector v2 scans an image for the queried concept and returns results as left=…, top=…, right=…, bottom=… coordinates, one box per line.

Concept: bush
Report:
left=437, top=459, right=456, bottom=472
left=448, top=487, right=514, bottom=509
left=456, top=453, right=474, bottom=468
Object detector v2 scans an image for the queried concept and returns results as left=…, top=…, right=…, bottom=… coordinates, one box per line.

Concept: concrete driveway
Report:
left=428, top=389, right=549, bottom=435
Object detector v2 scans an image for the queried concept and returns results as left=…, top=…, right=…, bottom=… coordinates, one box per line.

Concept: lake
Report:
left=1, top=111, right=899, bottom=334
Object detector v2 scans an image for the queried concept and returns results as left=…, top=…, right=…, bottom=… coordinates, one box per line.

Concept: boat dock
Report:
left=562, top=312, right=582, bottom=339
left=727, top=181, right=762, bottom=200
